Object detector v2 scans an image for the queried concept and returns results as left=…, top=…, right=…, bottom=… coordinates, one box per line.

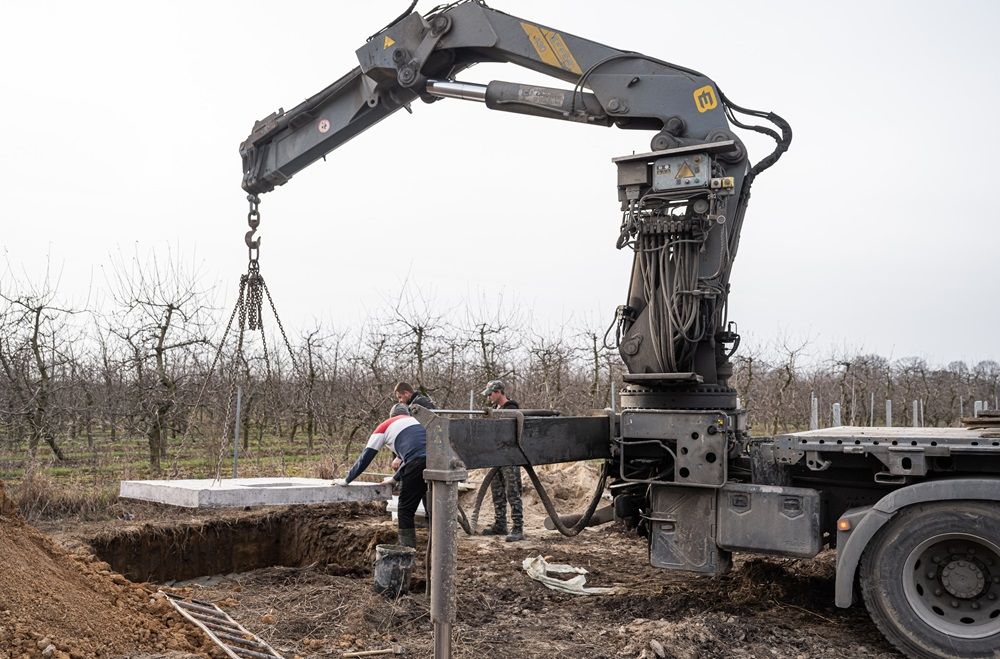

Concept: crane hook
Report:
left=245, top=194, right=261, bottom=262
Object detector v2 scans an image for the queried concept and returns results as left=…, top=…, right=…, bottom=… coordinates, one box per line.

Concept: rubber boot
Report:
left=481, top=520, right=508, bottom=536
left=398, top=527, right=417, bottom=548
left=505, top=525, right=524, bottom=542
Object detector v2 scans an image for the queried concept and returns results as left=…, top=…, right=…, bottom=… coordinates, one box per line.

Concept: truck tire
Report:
left=860, top=501, right=1000, bottom=658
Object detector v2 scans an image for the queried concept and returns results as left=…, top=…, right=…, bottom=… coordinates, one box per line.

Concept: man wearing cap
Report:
left=480, top=379, right=525, bottom=542
left=334, top=403, right=429, bottom=548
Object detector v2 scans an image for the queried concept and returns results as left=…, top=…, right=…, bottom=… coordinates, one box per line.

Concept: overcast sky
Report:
left=2, top=1, right=998, bottom=366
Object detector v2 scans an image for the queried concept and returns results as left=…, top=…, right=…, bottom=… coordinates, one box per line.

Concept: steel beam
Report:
left=415, top=409, right=612, bottom=659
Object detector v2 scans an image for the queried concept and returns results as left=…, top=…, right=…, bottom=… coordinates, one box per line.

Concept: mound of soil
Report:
left=461, top=461, right=604, bottom=529
left=525, top=461, right=602, bottom=503
left=0, top=483, right=219, bottom=659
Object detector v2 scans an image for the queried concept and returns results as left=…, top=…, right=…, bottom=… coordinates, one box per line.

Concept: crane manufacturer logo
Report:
left=693, top=85, right=718, bottom=113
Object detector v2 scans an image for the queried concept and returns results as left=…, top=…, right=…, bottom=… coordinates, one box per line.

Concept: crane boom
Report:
left=241, top=1, right=735, bottom=196
left=237, top=1, right=792, bottom=394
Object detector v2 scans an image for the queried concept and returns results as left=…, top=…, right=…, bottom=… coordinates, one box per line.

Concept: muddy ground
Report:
left=12, top=466, right=903, bottom=658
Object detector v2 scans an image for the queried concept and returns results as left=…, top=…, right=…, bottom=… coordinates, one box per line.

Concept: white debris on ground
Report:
left=521, top=555, right=620, bottom=595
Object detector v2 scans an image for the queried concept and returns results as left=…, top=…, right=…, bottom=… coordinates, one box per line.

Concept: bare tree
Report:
left=106, top=248, right=212, bottom=472
left=462, top=293, right=523, bottom=384
left=389, top=287, right=447, bottom=394
left=769, top=336, right=810, bottom=435
left=733, top=343, right=766, bottom=427
left=527, top=326, right=573, bottom=409
left=973, top=360, right=1000, bottom=409
left=294, top=327, right=322, bottom=446
left=579, top=323, right=617, bottom=410
left=0, top=271, right=80, bottom=461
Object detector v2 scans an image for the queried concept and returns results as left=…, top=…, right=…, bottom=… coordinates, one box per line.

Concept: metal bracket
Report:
left=875, top=447, right=928, bottom=476
left=772, top=444, right=805, bottom=465
left=398, top=15, right=451, bottom=88
left=612, top=140, right=738, bottom=165
left=414, top=408, right=466, bottom=475
left=804, top=451, right=832, bottom=471
left=423, top=468, right=468, bottom=483
left=619, top=409, right=730, bottom=487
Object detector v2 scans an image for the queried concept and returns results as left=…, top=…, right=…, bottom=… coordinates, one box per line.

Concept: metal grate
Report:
left=164, top=592, right=283, bottom=659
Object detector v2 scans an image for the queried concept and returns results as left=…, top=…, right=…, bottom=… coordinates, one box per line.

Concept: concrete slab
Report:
left=119, top=477, right=393, bottom=509
left=387, top=495, right=427, bottom=526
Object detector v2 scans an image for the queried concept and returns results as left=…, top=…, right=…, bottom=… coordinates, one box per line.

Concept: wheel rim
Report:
left=902, top=532, right=1000, bottom=639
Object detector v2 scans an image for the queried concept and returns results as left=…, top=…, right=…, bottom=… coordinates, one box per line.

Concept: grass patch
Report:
left=8, top=472, right=120, bottom=521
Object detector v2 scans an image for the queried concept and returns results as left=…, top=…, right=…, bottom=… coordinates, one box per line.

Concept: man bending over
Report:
left=336, top=403, right=429, bottom=548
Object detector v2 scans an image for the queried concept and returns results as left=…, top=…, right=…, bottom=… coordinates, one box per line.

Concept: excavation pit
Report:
left=89, top=504, right=396, bottom=583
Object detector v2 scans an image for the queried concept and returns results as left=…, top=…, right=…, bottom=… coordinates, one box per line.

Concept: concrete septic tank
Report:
left=119, top=477, right=393, bottom=508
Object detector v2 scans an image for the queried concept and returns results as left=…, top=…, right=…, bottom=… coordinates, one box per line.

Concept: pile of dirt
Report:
left=0, top=482, right=221, bottom=659
left=461, top=462, right=604, bottom=528
left=524, top=461, right=602, bottom=504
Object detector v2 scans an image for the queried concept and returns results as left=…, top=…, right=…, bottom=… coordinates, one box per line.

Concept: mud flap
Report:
left=648, top=485, right=731, bottom=574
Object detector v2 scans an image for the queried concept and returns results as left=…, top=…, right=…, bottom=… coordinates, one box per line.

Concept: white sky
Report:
left=2, top=1, right=998, bottom=366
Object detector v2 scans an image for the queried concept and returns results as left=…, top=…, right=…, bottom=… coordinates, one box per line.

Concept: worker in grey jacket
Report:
left=393, top=381, right=437, bottom=411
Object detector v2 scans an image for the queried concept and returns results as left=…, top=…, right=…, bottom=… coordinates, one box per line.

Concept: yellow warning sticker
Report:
left=542, top=29, right=581, bottom=75
left=521, top=22, right=582, bottom=75
left=676, top=162, right=695, bottom=179
left=693, top=85, right=718, bottom=113
left=384, top=35, right=396, bottom=49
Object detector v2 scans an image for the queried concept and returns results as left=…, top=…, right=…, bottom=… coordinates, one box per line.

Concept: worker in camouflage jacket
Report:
left=480, top=379, right=525, bottom=542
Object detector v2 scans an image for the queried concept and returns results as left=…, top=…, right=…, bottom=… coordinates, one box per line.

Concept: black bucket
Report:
left=373, top=543, right=416, bottom=597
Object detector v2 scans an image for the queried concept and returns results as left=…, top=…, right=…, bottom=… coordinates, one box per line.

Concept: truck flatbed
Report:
left=772, top=426, right=1000, bottom=477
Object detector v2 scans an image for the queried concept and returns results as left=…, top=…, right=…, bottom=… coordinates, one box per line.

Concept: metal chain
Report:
left=210, top=194, right=301, bottom=478
left=262, top=280, right=299, bottom=375
left=246, top=262, right=264, bottom=331
left=245, top=194, right=261, bottom=264
left=215, top=277, right=250, bottom=480
left=168, top=275, right=247, bottom=477
left=243, top=194, right=296, bottom=372
left=213, top=226, right=256, bottom=480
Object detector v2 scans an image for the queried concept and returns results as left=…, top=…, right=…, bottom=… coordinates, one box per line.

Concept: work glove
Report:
left=333, top=478, right=349, bottom=486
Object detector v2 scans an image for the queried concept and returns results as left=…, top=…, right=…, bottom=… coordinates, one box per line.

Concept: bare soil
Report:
left=0, top=483, right=222, bottom=659
left=11, top=468, right=903, bottom=658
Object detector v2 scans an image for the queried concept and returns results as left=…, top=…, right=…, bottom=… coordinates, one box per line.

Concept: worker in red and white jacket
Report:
left=335, top=403, right=429, bottom=548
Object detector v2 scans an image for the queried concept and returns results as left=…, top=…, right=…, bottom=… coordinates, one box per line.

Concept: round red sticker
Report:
left=318, top=119, right=331, bottom=134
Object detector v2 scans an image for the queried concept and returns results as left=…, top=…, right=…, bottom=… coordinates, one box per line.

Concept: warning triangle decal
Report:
left=384, top=36, right=396, bottom=49
left=675, top=162, right=695, bottom=179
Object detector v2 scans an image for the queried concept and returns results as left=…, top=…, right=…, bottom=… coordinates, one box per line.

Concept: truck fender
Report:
left=834, top=477, right=1000, bottom=608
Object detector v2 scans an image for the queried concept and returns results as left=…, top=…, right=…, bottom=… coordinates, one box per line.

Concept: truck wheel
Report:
left=860, top=501, right=1000, bottom=658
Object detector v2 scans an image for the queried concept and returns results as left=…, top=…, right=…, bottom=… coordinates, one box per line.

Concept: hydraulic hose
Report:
left=523, top=462, right=609, bottom=537
left=465, top=466, right=500, bottom=535
left=460, top=462, right=610, bottom=537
